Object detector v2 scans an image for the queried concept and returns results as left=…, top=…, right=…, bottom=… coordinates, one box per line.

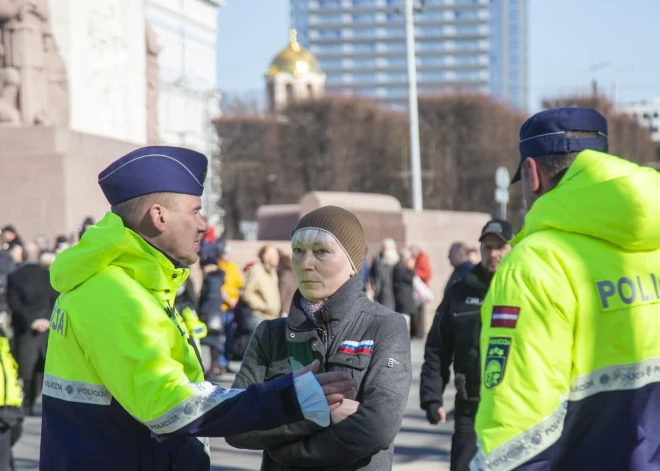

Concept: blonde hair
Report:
left=291, top=227, right=354, bottom=271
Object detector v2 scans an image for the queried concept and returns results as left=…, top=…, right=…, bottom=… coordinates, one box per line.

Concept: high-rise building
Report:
left=291, top=0, right=527, bottom=110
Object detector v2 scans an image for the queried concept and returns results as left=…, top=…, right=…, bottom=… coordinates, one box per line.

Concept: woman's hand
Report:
left=330, top=399, right=360, bottom=424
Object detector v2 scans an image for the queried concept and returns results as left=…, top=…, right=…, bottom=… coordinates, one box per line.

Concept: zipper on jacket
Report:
left=317, top=327, right=328, bottom=349
left=165, top=301, right=204, bottom=370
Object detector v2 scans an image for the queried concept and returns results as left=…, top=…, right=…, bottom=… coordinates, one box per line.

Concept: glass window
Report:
left=319, top=29, right=341, bottom=38
left=455, top=40, right=479, bottom=50
left=420, top=56, right=445, bottom=66
left=387, top=27, right=405, bottom=37
left=418, top=41, right=445, bottom=51
left=317, top=44, right=343, bottom=53
left=353, top=73, right=376, bottom=83
left=319, top=59, right=342, bottom=69
left=387, top=72, right=408, bottom=82
left=353, top=0, right=376, bottom=6
left=455, top=10, right=479, bottom=19
left=455, top=25, right=480, bottom=34
left=509, top=25, right=519, bottom=36
left=316, top=14, right=343, bottom=24
left=389, top=57, right=408, bottom=66
left=319, top=0, right=341, bottom=7
left=354, top=29, right=376, bottom=38
left=326, top=75, right=344, bottom=84
left=384, top=42, right=407, bottom=52
left=454, top=55, right=480, bottom=64
left=455, top=70, right=479, bottom=80
left=419, top=71, right=445, bottom=81
left=353, top=58, right=376, bottom=67
left=353, top=14, right=375, bottom=22
left=421, top=26, right=445, bottom=35
left=353, top=43, right=376, bottom=52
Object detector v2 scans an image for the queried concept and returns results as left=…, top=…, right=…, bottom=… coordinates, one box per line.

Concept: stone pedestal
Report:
left=0, top=126, right=137, bottom=242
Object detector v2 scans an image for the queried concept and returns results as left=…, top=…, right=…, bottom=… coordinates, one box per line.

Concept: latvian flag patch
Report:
left=490, top=306, right=520, bottom=328
left=337, top=340, right=374, bottom=355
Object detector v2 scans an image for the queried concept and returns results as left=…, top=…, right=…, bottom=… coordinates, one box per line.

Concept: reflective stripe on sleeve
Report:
left=471, top=356, right=660, bottom=471
left=470, top=400, right=568, bottom=471
left=569, top=356, right=660, bottom=400
left=142, top=382, right=243, bottom=434
left=42, top=374, right=113, bottom=405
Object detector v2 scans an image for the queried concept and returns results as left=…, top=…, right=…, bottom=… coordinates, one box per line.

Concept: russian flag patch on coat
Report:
left=337, top=340, right=374, bottom=355
left=490, top=306, right=520, bottom=328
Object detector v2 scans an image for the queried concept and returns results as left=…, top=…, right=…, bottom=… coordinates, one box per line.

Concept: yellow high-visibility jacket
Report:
left=472, top=150, right=660, bottom=470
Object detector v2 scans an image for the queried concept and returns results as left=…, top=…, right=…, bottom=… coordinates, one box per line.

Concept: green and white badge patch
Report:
left=484, top=337, right=511, bottom=389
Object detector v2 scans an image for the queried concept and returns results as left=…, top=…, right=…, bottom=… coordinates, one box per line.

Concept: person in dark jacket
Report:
left=6, top=242, right=58, bottom=414
left=0, top=249, right=16, bottom=319
left=198, top=246, right=227, bottom=378
left=420, top=220, right=513, bottom=471
left=444, top=242, right=474, bottom=294
left=393, top=247, right=416, bottom=320
left=0, top=227, right=22, bottom=252
left=226, top=206, right=412, bottom=471
left=369, top=238, right=399, bottom=310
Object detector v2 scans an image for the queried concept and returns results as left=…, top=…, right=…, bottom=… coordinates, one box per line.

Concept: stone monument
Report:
left=0, top=0, right=68, bottom=125
left=0, top=0, right=157, bottom=242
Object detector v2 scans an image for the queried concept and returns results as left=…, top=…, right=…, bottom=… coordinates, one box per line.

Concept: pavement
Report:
left=14, top=339, right=454, bottom=470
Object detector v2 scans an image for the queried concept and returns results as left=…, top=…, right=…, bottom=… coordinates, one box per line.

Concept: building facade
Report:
left=620, top=99, right=660, bottom=142
left=145, top=0, right=224, bottom=224
left=291, top=0, right=527, bottom=110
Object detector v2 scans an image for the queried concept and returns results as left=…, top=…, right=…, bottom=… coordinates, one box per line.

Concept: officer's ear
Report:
left=145, top=203, right=168, bottom=234
left=522, top=157, right=542, bottom=193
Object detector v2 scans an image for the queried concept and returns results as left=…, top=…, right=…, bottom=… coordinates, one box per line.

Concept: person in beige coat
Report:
left=242, top=245, right=281, bottom=321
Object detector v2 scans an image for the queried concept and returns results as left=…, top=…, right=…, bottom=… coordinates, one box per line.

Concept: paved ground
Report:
left=14, top=339, right=454, bottom=470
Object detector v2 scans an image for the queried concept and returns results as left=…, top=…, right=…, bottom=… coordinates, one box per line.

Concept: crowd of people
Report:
left=1, top=106, right=658, bottom=471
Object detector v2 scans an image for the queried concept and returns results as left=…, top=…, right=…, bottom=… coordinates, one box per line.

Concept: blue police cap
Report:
left=512, top=107, right=608, bottom=183
left=98, top=146, right=207, bottom=205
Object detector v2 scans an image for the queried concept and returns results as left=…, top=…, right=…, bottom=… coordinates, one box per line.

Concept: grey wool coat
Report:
left=225, top=275, right=412, bottom=471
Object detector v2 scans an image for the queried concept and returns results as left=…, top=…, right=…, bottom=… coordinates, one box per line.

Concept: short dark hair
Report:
left=526, top=131, right=608, bottom=186
left=111, top=192, right=179, bottom=230
left=449, top=242, right=469, bottom=258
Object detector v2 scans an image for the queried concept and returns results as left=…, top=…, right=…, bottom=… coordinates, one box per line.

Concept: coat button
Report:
left=312, top=342, right=318, bottom=347
left=172, top=274, right=177, bottom=279
left=289, top=333, right=295, bottom=338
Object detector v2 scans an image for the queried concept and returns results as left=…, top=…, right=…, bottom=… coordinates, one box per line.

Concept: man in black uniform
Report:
left=420, top=219, right=513, bottom=471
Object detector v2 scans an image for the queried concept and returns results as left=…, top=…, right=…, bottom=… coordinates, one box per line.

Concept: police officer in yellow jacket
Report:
left=471, top=108, right=660, bottom=470
left=0, top=331, right=22, bottom=471
left=40, top=146, right=357, bottom=471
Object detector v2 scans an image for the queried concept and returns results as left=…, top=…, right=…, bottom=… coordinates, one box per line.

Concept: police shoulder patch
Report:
left=484, top=337, right=512, bottom=389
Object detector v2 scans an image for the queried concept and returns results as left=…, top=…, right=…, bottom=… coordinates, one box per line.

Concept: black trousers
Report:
left=451, top=400, right=478, bottom=471
left=16, top=331, right=48, bottom=410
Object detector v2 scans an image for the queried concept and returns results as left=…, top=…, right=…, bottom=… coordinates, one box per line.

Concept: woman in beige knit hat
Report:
left=227, top=206, right=412, bottom=471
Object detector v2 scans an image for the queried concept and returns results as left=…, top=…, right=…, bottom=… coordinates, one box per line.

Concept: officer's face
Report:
left=291, top=234, right=355, bottom=302
left=480, top=234, right=511, bottom=273
left=165, top=194, right=208, bottom=265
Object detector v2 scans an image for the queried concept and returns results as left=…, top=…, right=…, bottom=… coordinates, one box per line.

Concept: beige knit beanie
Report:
left=292, top=206, right=365, bottom=272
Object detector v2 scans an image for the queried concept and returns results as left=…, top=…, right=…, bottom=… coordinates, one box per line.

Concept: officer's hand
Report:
left=426, top=403, right=446, bottom=425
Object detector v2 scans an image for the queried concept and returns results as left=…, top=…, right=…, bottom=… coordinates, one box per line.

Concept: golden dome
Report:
left=267, top=30, right=323, bottom=77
